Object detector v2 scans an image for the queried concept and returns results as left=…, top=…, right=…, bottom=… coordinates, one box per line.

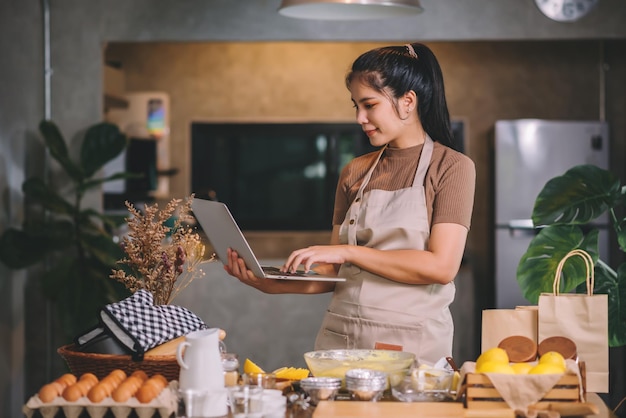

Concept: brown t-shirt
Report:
left=332, top=141, right=476, bottom=229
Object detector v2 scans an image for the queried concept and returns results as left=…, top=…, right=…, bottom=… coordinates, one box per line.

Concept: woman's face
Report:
left=349, top=79, right=417, bottom=149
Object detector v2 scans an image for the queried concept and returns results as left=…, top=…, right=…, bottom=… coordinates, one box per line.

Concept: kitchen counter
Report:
left=311, top=393, right=615, bottom=418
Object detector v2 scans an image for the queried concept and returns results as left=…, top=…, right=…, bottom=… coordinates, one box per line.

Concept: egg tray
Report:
left=22, top=381, right=178, bottom=418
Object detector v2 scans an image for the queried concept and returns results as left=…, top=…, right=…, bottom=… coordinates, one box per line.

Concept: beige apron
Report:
left=314, top=135, right=455, bottom=365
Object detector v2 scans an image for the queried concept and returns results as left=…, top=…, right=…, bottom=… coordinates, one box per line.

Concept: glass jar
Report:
left=221, top=352, right=240, bottom=387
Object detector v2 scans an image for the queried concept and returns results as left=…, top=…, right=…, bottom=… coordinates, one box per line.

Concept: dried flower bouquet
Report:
left=110, top=195, right=214, bottom=305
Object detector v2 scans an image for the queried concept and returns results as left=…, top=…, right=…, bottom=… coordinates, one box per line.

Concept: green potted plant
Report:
left=0, top=120, right=133, bottom=339
left=516, top=164, right=626, bottom=347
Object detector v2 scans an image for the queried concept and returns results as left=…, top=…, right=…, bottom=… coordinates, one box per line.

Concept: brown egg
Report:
left=79, top=373, right=98, bottom=385
left=99, top=377, right=117, bottom=394
left=62, top=384, right=84, bottom=402
left=78, top=378, right=97, bottom=394
left=87, top=384, right=109, bottom=403
left=151, top=374, right=168, bottom=387
left=38, top=383, right=60, bottom=403
left=126, top=376, right=143, bottom=390
left=108, top=369, right=127, bottom=384
left=135, top=385, right=158, bottom=404
left=142, top=378, right=164, bottom=392
left=55, top=373, right=77, bottom=389
left=131, top=370, right=148, bottom=381
left=112, top=381, right=139, bottom=402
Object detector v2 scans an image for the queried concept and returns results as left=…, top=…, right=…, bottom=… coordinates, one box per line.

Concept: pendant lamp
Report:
left=278, top=0, right=423, bottom=20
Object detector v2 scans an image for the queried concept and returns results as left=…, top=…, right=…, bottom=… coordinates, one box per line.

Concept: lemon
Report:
left=511, top=362, right=533, bottom=375
left=538, top=351, right=566, bottom=372
left=243, top=358, right=265, bottom=375
left=528, top=363, right=565, bottom=375
left=475, top=360, right=515, bottom=374
left=451, top=371, right=461, bottom=391
left=476, top=347, right=509, bottom=369
left=274, top=367, right=310, bottom=380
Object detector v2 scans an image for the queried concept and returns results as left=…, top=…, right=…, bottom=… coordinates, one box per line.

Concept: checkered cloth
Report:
left=101, top=289, right=207, bottom=360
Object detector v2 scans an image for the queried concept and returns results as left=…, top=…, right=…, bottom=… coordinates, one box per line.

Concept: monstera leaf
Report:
left=517, top=225, right=599, bottom=304
left=532, top=164, right=621, bottom=226
left=517, top=164, right=626, bottom=347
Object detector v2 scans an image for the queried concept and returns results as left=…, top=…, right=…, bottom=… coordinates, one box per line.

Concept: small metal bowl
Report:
left=299, top=377, right=342, bottom=405
left=345, top=369, right=387, bottom=402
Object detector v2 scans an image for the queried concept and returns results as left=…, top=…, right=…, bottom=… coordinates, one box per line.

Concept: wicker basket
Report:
left=57, top=344, right=180, bottom=381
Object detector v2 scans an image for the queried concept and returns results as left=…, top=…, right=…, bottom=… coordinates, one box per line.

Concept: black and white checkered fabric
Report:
left=101, top=289, right=207, bottom=360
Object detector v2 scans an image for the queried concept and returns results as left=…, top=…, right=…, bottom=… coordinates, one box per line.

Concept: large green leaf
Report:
left=517, top=225, right=599, bottom=304
left=39, top=120, right=84, bottom=182
left=532, top=165, right=620, bottom=226
left=0, top=228, right=48, bottom=268
left=81, top=171, right=142, bottom=192
left=22, top=177, right=74, bottom=216
left=80, top=122, right=127, bottom=178
left=80, top=232, right=125, bottom=267
left=594, top=262, right=626, bottom=347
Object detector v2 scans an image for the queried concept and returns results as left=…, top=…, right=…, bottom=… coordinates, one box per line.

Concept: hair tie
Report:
left=405, top=44, right=418, bottom=59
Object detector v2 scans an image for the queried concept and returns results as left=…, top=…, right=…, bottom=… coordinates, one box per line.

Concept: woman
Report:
left=226, top=42, right=475, bottom=365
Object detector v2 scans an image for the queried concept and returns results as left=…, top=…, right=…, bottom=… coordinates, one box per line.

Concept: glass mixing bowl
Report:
left=303, top=349, right=415, bottom=387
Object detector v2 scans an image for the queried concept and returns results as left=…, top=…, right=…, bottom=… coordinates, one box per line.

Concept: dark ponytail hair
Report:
left=345, top=43, right=457, bottom=150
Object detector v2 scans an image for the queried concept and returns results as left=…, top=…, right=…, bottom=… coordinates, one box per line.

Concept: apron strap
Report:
left=413, top=134, right=433, bottom=187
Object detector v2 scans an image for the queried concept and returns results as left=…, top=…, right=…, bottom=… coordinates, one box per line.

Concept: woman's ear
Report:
left=403, top=90, right=417, bottom=113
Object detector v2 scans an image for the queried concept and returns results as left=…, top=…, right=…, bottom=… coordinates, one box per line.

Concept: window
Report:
left=191, top=121, right=465, bottom=231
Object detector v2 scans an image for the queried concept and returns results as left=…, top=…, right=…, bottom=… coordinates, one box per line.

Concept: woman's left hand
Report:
left=283, top=245, right=349, bottom=273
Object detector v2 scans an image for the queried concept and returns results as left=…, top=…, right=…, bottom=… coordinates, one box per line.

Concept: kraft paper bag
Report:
left=481, top=307, right=538, bottom=352
left=538, top=249, right=609, bottom=393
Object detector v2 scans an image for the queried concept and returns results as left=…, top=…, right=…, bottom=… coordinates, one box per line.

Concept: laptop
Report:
left=191, top=198, right=346, bottom=282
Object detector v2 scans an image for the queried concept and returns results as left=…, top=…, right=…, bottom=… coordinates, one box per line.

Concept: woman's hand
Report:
left=224, top=248, right=268, bottom=290
left=224, top=247, right=337, bottom=294
left=283, top=245, right=349, bottom=273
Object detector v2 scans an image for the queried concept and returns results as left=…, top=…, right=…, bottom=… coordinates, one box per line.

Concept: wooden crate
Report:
left=465, top=373, right=581, bottom=410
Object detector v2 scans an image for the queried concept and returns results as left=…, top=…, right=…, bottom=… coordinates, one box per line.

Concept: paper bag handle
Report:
left=553, top=249, right=594, bottom=296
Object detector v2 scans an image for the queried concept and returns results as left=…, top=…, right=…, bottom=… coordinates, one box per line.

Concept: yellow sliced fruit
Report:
left=476, top=347, right=509, bottom=369
left=475, top=360, right=515, bottom=374
left=538, top=351, right=566, bottom=372
left=511, top=362, right=533, bottom=375
left=274, top=367, right=310, bottom=380
left=528, top=363, right=565, bottom=375
left=243, top=358, right=265, bottom=375
left=452, top=371, right=461, bottom=390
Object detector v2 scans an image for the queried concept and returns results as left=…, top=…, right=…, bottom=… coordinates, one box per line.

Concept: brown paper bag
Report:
left=538, top=249, right=609, bottom=393
left=481, top=307, right=538, bottom=352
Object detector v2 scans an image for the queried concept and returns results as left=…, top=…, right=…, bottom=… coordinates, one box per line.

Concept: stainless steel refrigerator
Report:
left=494, top=119, right=610, bottom=309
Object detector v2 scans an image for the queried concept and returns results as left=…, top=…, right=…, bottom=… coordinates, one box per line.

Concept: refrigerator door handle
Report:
left=507, top=219, right=537, bottom=238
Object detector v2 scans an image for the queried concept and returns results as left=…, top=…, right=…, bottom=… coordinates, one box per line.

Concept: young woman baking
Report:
left=225, top=42, right=475, bottom=366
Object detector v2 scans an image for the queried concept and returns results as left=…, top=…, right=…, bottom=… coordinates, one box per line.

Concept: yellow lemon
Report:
left=511, top=362, right=533, bottom=375
left=528, top=363, right=565, bottom=375
left=475, top=361, right=515, bottom=374
left=243, top=358, right=265, bottom=375
left=476, top=347, right=509, bottom=369
left=274, top=367, right=310, bottom=380
left=538, top=351, right=566, bottom=372
left=452, top=371, right=461, bottom=390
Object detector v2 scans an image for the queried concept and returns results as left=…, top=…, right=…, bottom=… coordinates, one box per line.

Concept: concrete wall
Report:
left=1, top=0, right=625, bottom=416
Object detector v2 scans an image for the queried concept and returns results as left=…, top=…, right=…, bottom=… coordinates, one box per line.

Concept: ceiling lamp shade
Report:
left=278, top=0, right=423, bottom=20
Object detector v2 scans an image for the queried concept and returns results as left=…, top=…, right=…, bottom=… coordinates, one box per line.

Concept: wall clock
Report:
left=534, top=0, right=599, bottom=22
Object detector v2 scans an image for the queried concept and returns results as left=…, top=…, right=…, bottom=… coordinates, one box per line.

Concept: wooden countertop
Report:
left=313, top=393, right=615, bottom=418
